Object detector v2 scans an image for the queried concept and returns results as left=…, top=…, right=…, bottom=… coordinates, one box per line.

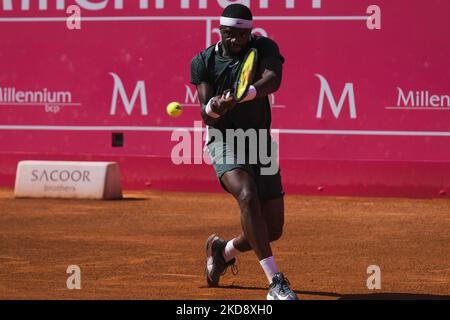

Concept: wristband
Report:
left=205, top=98, right=221, bottom=119
left=241, top=85, right=257, bottom=102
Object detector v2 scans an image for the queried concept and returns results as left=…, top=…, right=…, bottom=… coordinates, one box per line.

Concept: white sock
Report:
left=259, top=256, right=279, bottom=284
left=222, top=239, right=241, bottom=263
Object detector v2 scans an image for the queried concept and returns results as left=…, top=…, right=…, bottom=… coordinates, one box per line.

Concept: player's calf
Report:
left=268, top=226, right=283, bottom=243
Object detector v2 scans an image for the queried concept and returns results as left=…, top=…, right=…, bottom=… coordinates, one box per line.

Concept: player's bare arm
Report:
left=253, top=56, right=283, bottom=98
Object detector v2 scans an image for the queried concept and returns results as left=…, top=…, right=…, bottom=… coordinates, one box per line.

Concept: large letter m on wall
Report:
left=316, top=74, right=357, bottom=119
left=110, top=72, right=148, bottom=116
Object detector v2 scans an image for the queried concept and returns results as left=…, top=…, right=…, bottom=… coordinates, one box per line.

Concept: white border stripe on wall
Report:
left=1, top=126, right=450, bottom=137
left=0, top=16, right=370, bottom=23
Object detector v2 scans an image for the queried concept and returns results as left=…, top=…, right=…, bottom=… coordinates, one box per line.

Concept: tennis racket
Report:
left=226, top=48, right=258, bottom=102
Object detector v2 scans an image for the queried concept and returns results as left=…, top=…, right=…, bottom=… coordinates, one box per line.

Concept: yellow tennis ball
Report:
left=166, top=102, right=183, bottom=117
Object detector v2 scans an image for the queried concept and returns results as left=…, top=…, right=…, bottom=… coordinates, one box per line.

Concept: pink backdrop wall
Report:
left=1, top=0, right=450, bottom=198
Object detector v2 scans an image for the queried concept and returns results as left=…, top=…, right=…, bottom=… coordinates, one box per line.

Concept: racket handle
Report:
left=225, top=91, right=231, bottom=100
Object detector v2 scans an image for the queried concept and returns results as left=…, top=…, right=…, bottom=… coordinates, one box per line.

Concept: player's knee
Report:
left=236, top=187, right=258, bottom=208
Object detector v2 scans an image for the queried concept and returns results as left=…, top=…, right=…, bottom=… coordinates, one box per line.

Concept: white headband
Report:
left=220, top=17, right=253, bottom=29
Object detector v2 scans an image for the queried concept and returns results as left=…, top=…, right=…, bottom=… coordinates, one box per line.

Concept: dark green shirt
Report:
left=190, top=35, right=285, bottom=133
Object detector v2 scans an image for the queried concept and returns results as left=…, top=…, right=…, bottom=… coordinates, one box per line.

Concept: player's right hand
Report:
left=210, top=92, right=237, bottom=116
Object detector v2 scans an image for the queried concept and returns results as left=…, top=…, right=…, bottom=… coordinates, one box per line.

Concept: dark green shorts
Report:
left=206, top=141, right=285, bottom=200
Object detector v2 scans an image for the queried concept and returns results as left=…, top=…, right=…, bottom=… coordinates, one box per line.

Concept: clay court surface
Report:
left=0, top=188, right=449, bottom=300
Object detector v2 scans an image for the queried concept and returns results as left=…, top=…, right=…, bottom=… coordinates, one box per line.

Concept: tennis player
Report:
left=190, top=4, right=298, bottom=300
